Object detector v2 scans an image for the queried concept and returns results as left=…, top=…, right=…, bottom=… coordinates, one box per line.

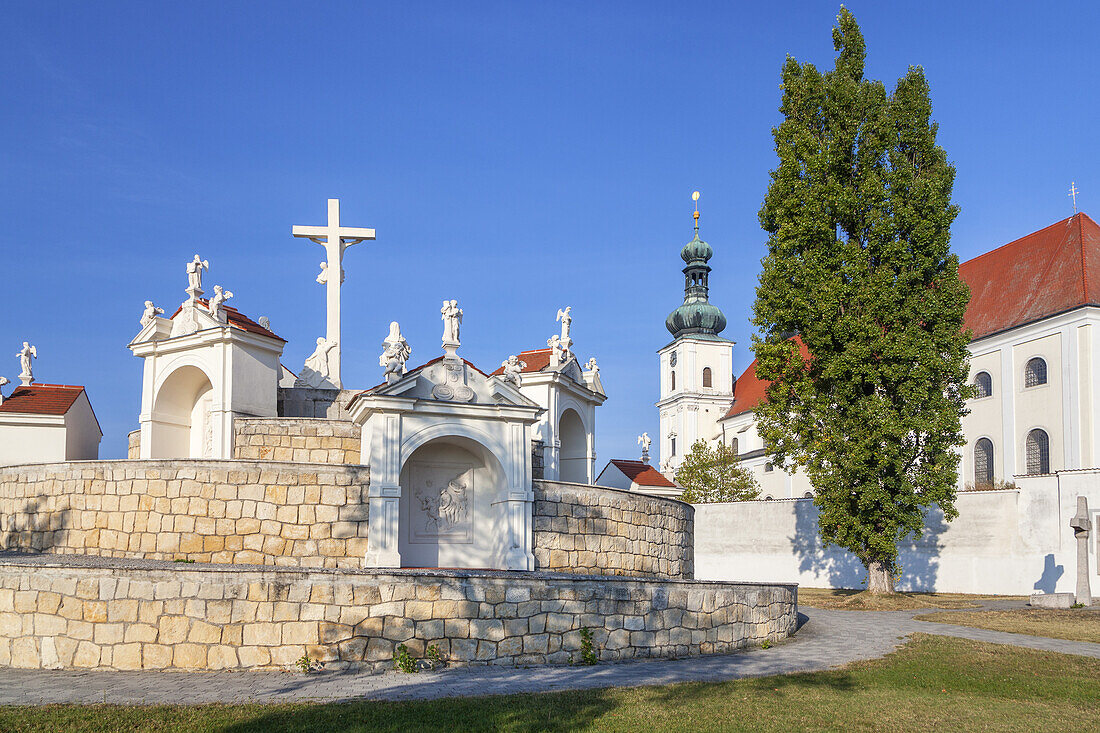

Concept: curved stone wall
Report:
left=0, top=461, right=370, bottom=568
left=232, top=418, right=361, bottom=465
left=0, top=555, right=797, bottom=671
left=533, top=480, right=694, bottom=579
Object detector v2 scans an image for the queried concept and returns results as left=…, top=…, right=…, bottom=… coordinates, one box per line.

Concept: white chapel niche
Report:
left=397, top=436, right=509, bottom=569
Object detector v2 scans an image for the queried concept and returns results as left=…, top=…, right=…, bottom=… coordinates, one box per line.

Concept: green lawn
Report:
left=916, top=608, right=1100, bottom=644
left=1, top=634, right=1098, bottom=732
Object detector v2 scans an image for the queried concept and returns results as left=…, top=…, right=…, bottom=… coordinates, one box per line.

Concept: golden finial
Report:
left=692, top=191, right=700, bottom=231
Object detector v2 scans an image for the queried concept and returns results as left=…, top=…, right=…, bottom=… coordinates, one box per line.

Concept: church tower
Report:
left=656, top=193, right=734, bottom=477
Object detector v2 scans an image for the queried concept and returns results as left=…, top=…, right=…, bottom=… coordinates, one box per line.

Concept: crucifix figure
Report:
left=292, top=199, right=376, bottom=389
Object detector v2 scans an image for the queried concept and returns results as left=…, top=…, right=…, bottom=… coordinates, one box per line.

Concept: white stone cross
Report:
left=1070, top=182, right=1080, bottom=214
left=292, top=199, right=376, bottom=389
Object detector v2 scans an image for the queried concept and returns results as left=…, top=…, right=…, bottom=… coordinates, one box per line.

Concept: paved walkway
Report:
left=1, top=600, right=1098, bottom=705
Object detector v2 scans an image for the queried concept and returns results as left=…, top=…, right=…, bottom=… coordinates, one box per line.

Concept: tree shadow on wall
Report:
left=790, top=498, right=949, bottom=592
left=0, top=496, right=69, bottom=554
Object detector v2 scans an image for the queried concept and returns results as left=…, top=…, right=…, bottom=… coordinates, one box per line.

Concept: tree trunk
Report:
left=866, top=559, right=896, bottom=594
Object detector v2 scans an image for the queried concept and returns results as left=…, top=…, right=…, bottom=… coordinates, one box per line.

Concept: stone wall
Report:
left=0, top=556, right=797, bottom=672
left=127, top=430, right=140, bottom=460
left=533, top=480, right=694, bottom=580
left=278, top=388, right=358, bottom=420
left=233, top=418, right=361, bottom=465
left=0, top=461, right=370, bottom=568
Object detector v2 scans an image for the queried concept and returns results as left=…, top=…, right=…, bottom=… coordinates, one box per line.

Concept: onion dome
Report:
left=665, top=192, right=727, bottom=338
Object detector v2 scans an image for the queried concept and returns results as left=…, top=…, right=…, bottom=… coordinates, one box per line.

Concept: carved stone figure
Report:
left=0, top=376, right=8, bottom=405
left=441, top=299, right=463, bottom=346
left=16, top=342, right=36, bottom=386
left=316, top=261, right=345, bottom=284
left=585, top=357, right=599, bottom=373
left=547, top=334, right=564, bottom=365
left=638, top=432, right=652, bottom=453
left=501, top=355, right=527, bottom=386
left=208, top=285, right=234, bottom=322
left=296, top=337, right=338, bottom=388
left=258, top=316, right=271, bottom=331
left=379, top=321, right=412, bottom=384
left=186, top=255, right=209, bottom=297
left=140, top=300, right=165, bottom=327
left=557, top=306, right=573, bottom=354
left=416, top=474, right=469, bottom=532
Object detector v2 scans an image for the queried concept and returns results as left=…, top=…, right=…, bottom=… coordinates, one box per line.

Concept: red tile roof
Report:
left=608, top=459, right=678, bottom=488
left=0, top=384, right=86, bottom=415
left=489, top=348, right=553, bottom=376
left=722, top=337, right=809, bottom=420
left=168, top=301, right=284, bottom=342
left=959, top=213, right=1100, bottom=340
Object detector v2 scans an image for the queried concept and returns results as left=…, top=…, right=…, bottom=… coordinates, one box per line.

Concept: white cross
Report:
left=292, top=199, right=376, bottom=388
left=1070, top=182, right=1080, bottom=214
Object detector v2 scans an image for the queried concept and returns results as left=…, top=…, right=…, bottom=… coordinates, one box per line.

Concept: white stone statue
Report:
left=140, top=300, right=165, bottom=327
left=639, top=432, right=652, bottom=453
left=0, top=376, right=8, bottom=405
left=296, top=337, right=338, bottom=388
left=547, top=334, right=564, bottom=365
left=501, top=355, right=527, bottom=386
left=379, top=321, right=412, bottom=384
left=208, top=285, right=234, bottom=322
left=258, top=316, right=271, bottom=331
left=316, top=261, right=345, bottom=284
left=186, top=255, right=209, bottom=297
left=557, top=306, right=573, bottom=354
left=584, top=357, right=599, bottom=374
left=16, top=342, right=36, bottom=386
left=441, top=299, right=463, bottom=346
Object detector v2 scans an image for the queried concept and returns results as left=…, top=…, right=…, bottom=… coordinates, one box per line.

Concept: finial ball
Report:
left=692, top=191, right=700, bottom=202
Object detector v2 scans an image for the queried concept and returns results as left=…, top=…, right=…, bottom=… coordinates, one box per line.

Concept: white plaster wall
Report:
left=694, top=471, right=1100, bottom=595
left=62, top=393, right=101, bottom=461
left=0, top=421, right=67, bottom=466
left=962, top=349, right=1004, bottom=487
left=1013, top=332, right=1063, bottom=474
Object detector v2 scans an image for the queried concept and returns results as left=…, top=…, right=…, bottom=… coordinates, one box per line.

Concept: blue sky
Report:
left=1, top=1, right=1097, bottom=462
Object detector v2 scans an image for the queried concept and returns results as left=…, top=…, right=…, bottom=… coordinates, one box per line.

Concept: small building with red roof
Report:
left=0, top=383, right=102, bottom=465
left=596, top=458, right=680, bottom=499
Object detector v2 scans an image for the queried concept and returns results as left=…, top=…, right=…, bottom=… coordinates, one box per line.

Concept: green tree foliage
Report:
left=675, top=440, right=761, bottom=503
left=751, top=8, right=972, bottom=593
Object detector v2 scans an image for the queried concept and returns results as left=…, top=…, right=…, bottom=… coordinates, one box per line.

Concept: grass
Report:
left=915, top=608, right=1100, bottom=644
left=797, top=587, right=1024, bottom=611
left=1, top=635, right=1098, bottom=732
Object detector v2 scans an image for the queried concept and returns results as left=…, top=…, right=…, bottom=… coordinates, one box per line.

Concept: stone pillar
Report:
left=1070, top=496, right=1092, bottom=606
left=502, top=490, right=535, bottom=571
left=365, top=480, right=401, bottom=568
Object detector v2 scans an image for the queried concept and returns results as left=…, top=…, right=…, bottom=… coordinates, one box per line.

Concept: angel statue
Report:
left=638, top=432, right=652, bottom=459
left=441, top=299, right=463, bottom=346
left=0, top=376, right=9, bottom=405
left=316, top=261, right=345, bottom=285
left=379, top=321, right=412, bottom=384
left=584, top=357, right=599, bottom=374
left=208, top=285, right=234, bottom=322
left=547, top=334, right=564, bottom=364
left=186, top=255, right=209, bottom=296
left=140, top=300, right=165, bottom=327
left=500, top=355, right=527, bottom=386
left=556, top=306, right=573, bottom=354
left=16, top=342, right=37, bottom=386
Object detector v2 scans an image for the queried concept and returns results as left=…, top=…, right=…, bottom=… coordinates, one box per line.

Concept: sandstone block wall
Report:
left=0, top=461, right=370, bottom=568
left=127, top=431, right=140, bottom=460
left=278, top=388, right=358, bottom=420
left=233, top=419, right=361, bottom=465
left=0, top=557, right=797, bottom=672
left=533, top=480, right=695, bottom=580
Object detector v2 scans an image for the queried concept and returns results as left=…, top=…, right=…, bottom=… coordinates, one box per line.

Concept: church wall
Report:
left=0, top=460, right=370, bottom=569
left=0, top=557, right=796, bottom=672
left=0, top=420, right=68, bottom=467
left=533, top=480, right=695, bottom=580
left=278, top=388, right=358, bottom=420
left=232, top=418, right=361, bottom=464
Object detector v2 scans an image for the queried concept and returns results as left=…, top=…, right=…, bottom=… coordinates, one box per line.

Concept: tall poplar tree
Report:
left=752, top=8, right=972, bottom=593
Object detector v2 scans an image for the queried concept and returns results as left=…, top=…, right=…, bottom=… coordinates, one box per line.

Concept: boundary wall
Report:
left=232, top=418, right=361, bottom=465
left=533, top=480, right=694, bottom=579
left=0, top=556, right=796, bottom=672
left=695, top=470, right=1100, bottom=595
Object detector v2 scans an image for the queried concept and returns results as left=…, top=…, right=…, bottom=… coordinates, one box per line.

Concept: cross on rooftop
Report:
left=292, top=199, right=376, bottom=389
left=1070, top=182, right=1080, bottom=214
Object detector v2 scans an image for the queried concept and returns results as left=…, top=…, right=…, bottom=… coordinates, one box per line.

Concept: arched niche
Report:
left=150, top=365, right=215, bottom=458
left=558, top=407, right=588, bottom=483
left=398, top=435, right=508, bottom=569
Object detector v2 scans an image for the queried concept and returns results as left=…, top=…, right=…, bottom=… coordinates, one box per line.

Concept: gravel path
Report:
left=1, top=600, right=1097, bottom=705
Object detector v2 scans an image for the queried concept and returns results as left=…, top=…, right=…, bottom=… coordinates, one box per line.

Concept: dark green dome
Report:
left=680, top=232, right=714, bottom=265
left=665, top=301, right=727, bottom=336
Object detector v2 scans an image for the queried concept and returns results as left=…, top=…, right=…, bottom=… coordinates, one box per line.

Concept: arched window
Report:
left=974, top=438, right=994, bottom=486
left=670, top=437, right=676, bottom=456
left=670, top=371, right=676, bottom=391
left=975, top=372, right=993, bottom=398
left=803, top=492, right=814, bottom=499
left=763, top=495, right=774, bottom=501
left=1026, top=429, right=1049, bottom=475
left=731, top=437, right=738, bottom=455
left=764, top=462, right=774, bottom=472
left=702, top=367, right=712, bottom=388
left=1025, top=358, right=1047, bottom=388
